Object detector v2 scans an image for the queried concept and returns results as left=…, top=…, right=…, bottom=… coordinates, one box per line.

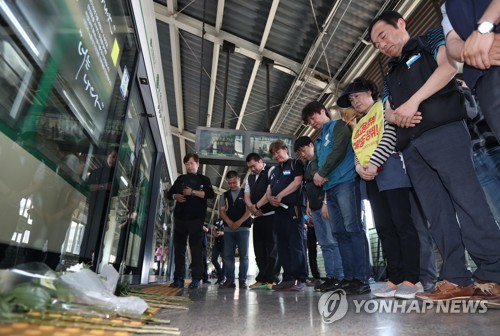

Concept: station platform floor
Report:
left=153, top=280, right=500, bottom=336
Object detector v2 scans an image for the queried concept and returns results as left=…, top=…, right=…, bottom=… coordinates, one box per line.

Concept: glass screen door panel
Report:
left=100, top=87, right=141, bottom=273
left=125, top=129, right=155, bottom=270
left=100, top=84, right=156, bottom=277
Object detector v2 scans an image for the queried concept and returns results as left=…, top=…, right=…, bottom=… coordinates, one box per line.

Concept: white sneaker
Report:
left=373, top=281, right=398, bottom=298
left=394, top=281, right=423, bottom=299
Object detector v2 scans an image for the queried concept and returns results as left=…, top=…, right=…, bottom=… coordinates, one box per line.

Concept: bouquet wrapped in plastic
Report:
left=0, top=262, right=147, bottom=317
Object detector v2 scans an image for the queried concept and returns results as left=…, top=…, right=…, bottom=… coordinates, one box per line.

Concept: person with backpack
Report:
left=369, top=10, right=500, bottom=305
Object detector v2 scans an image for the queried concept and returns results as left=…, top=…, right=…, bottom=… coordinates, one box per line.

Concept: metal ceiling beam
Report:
left=205, top=0, right=225, bottom=129
left=269, top=0, right=344, bottom=133
left=235, top=0, right=280, bottom=131
left=203, top=1, right=224, bottom=175
left=154, top=2, right=308, bottom=78
left=170, top=127, right=196, bottom=142
left=166, top=0, right=186, bottom=172
left=202, top=0, right=224, bottom=175
left=236, top=62, right=259, bottom=131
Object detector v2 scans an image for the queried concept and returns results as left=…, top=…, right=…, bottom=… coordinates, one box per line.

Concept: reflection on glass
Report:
left=0, top=0, right=138, bottom=273
left=152, top=166, right=172, bottom=280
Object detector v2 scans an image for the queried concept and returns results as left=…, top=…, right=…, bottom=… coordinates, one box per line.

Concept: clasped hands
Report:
left=248, top=204, right=263, bottom=217
left=387, top=101, right=422, bottom=128
left=174, top=187, right=193, bottom=203
left=356, top=163, right=378, bottom=181
left=462, top=31, right=500, bottom=70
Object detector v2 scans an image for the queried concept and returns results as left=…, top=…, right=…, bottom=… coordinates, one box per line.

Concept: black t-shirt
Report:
left=166, top=173, right=215, bottom=219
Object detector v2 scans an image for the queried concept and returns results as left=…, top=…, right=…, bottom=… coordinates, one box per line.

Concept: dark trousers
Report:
left=409, top=190, right=438, bottom=284
left=306, top=226, right=320, bottom=279
left=202, top=247, right=208, bottom=281
left=274, top=206, right=307, bottom=282
left=211, top=240, right=225, bottom=280
left=403, top=121, right=500, bottom=285
left=173, top=217, right=204, bottom=281
left=366, top=180, right=420, bottom=284
left=253, top=215, right=280, bottom=283
left=476, top=66, right=500, bottom=142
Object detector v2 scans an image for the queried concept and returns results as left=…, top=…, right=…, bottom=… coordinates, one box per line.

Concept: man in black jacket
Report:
left=167, top=153, right=214, bottom=289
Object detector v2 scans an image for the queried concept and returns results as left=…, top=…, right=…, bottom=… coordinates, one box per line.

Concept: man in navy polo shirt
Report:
left=267, top=140, right=307, bottom=292
left=369, top=10, right=500, bottom=305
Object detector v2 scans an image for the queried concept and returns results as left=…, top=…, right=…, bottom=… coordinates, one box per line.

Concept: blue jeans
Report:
left=326, top=179, right=369, bottom=282
left=223, top=229, right=250, bottom=281
left=473, top=146, right=500, bottom=222
left=311, top=209, right=343, bottom=279
left=211, top=239, right=225, bottom=280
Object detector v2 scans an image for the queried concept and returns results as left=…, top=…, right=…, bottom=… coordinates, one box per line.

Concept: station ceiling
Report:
left=153, top=0, right=444, bottom=222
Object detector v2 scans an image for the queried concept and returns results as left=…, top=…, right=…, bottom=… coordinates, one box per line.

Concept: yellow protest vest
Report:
left=351, top=100, right=384, bottom=165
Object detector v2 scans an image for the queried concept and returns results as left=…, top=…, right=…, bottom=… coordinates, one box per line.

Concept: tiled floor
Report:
left=154, top=281, right=500, bottom=336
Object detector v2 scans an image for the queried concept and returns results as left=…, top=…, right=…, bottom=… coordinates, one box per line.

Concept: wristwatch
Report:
left=477, top=21, right=495, bottom=34
left=191, top=189, right=196, bottom=196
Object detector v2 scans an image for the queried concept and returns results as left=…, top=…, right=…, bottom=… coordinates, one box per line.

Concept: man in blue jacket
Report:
left=301, top=102, right=371, bottom=295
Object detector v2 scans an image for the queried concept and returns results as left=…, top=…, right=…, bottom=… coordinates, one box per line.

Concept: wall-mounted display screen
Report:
left=196, top=127, right=246, bottom=165
left=195, top=127, right=295, bottom=166
left=248, top=131, right=295, bottom=162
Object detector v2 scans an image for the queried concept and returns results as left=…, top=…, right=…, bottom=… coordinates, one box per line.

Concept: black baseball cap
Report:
left=336, top=82, right=370, bottom=108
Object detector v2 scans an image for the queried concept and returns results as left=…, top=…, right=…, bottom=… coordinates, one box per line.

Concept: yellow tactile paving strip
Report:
left=0, top=285, right=183, bottom=336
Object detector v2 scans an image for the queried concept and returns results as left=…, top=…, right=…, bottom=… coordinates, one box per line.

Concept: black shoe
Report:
left=169, top=279, right=185, bottom=288
left=188, top=279, right=201, bottom=289
left=344, top=279, right=371, bottom=295
left=215, top=278, right=225, bottom=285
left=220, top=280, right=236, bottom=288
left=203, top=279, right=211, bottom=284
left=318, top=278, right=348, bottom=292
